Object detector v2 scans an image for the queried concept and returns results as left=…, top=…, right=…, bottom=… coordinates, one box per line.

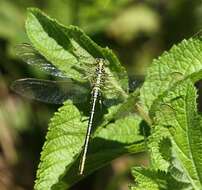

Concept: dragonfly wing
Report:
left=11, top=78, right=90, bottom=104
left=15, top=43, right=67, bottom=78
left=102, top=78, right=143, bottom=107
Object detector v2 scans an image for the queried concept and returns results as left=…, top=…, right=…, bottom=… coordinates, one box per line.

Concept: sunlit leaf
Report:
left=140, top=34, right=202, bottom=112
left=34, top=101, right=145, bottom=190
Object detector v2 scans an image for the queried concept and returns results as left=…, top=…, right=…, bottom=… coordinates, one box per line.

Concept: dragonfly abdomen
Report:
left=79, top=58, right=106, bottom=175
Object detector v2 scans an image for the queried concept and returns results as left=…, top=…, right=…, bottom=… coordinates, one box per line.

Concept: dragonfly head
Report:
left=95, top=58, right=109, bottom=66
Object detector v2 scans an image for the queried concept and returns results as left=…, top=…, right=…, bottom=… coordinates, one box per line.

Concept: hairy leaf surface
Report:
left=130, top=167, right=191, bottom=190
left=34, top=101, right=145, bottom=190
left=140, top=35, right=202, bottom=112
left=149, top=80, right=202, bottom=189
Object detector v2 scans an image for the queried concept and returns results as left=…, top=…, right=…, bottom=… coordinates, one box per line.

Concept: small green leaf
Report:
left=148, top=126, right=171, bottom=172
left=131, top=167, right=160, bottom=190
left=130, top=167, right=191, bottom=190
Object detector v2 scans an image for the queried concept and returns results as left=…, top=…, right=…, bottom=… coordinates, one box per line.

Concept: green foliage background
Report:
left=1, top=0, right=202, bottom=190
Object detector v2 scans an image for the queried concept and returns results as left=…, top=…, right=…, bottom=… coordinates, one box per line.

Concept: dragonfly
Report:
left=12, top=43, right=129, bottom=175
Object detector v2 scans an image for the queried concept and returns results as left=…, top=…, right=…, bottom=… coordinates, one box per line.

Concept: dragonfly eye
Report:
left=95, top=58, right=101, bottom=64
left=95, top=58, right=106, bottom=64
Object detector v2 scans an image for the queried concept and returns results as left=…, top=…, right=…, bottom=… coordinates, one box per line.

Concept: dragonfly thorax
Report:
left=92, top=59, right=105, bottom=91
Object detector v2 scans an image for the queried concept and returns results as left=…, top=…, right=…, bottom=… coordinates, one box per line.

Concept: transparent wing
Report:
left=103, top=77, right=143, bottom=107
left=15, top=43, right=67, bottom=78
left=11, top=78, right=90, bottom=104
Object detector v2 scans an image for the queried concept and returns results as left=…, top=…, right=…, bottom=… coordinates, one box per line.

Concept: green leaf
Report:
left=130, top=167, right=191, bottom=190
left=25, top=8, right=128, bottom=100
left=149, top=80, right=202, bottom=189
left=22, top=8, right=148, bottom=190
left=34, top=101, right=86, bottom=190
left=101, top=88, right=140, bottom=126
left=131, top=167, right=160, bottom=190
left=53, top=115, right=145, bottom=189
left=147, top=126, right=171, bottom=172
left=34, top=100, right=145, bottom=190
left=133, top=32, right=202, bottom=189
left=140, top=34, right=202, bottom=112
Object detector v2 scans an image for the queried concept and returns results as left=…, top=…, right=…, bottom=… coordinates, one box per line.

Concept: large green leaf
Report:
left=149, top=80, right=202, bottom=189
left=140, top=34, right=202, bottom=112
left=22, top=8, right=147, bottom=190
left=54, top=115, right=145, bottom=189
left=25, top=8, right=128, bottom=100
left=34, top=101, right=86, bottom=190
left=34, top=100, right=145, bottom=190
left=132, top=31, right=202, bottom=189
left=131, top=80, right=202, bottom=190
